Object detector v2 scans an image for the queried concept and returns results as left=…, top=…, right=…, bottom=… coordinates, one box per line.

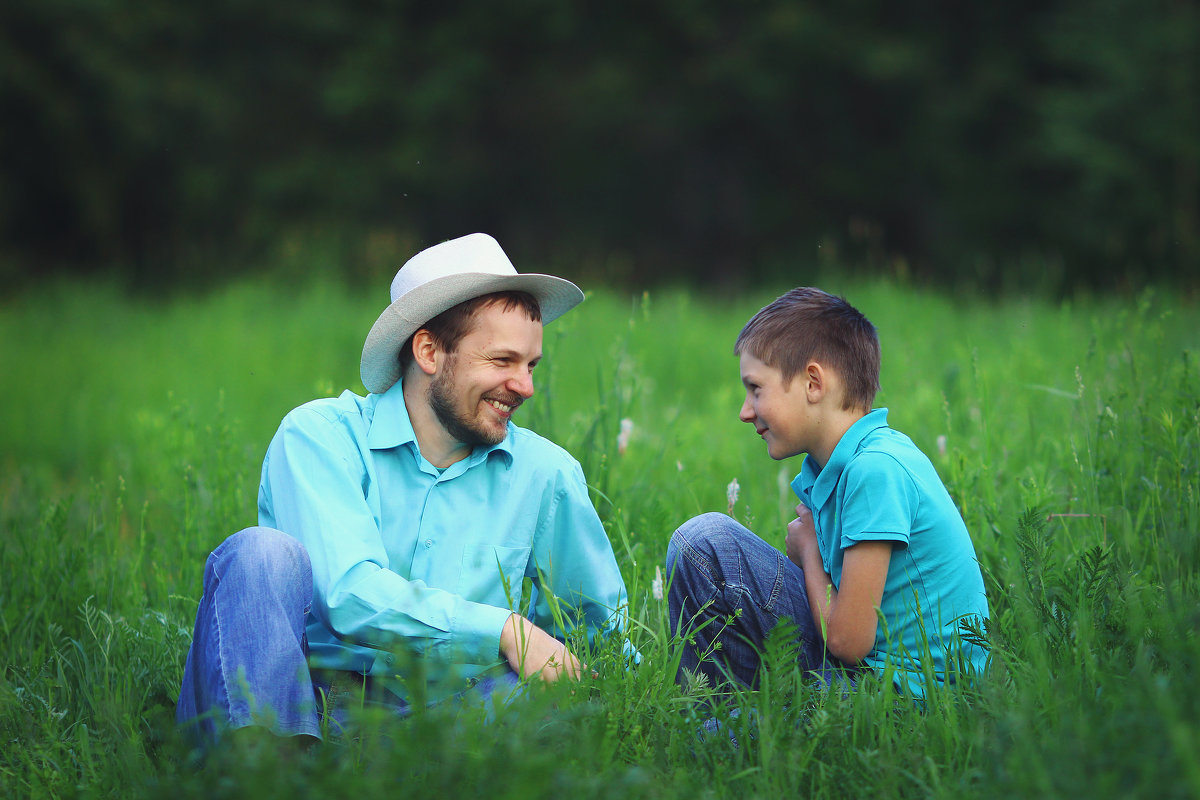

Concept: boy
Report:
left=666, top=287, right=989, bottom=696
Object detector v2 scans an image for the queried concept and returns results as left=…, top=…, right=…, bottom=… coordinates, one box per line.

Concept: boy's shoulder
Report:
left=844, top=419, right=938, bottom=489
left=855, top=422, right=923, bottom=462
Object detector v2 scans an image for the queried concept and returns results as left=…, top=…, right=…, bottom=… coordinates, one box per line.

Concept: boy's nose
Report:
left=738, top=397, right=755, bottom=423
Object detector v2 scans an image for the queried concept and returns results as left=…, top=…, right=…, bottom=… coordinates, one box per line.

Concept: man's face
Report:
left=427, top=302, right=543, bottom=448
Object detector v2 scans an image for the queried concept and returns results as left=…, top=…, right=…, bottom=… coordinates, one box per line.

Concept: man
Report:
left=176, top=233, right=630, bottom=743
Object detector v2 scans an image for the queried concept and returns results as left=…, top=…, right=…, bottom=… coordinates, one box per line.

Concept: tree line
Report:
left=2, top=0, right=1196, bottom=293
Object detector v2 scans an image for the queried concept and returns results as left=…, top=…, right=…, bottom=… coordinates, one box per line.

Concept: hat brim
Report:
left=360, top=272, right=584, bottom=394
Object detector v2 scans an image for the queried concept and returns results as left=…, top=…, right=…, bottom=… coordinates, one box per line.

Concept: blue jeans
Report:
left=177, top=527, right=519, bottom=744
left=666, top=513, right=856, bottom=690
left=176, top=527, right=324, bottom=742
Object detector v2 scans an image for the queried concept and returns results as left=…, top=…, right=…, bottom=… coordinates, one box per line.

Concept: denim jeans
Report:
left=176, top=527, right=521, bottom=744
left=665, top=512, right=855, bottom=690
left=176, top=527, right=324, bottom=742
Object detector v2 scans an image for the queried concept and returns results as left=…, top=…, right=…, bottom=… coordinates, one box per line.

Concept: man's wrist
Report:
left=498, top=612, right=520, bottom=658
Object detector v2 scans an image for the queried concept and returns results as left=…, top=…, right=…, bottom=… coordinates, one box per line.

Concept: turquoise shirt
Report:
left=791, top=409, right=989, bottom=695
left=258, top=381, right=629, bottom=699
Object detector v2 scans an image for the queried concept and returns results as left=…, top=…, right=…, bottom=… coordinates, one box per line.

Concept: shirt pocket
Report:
left=458, top=544, right=532, bottom=610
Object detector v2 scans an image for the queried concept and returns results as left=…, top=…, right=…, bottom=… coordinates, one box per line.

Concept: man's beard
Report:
left=427, top=358, right=510, bottom=448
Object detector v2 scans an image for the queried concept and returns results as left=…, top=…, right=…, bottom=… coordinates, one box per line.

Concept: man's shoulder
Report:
left=505, top=425, right=582, bottom=473
left=275, top=391, right=371, bottom=437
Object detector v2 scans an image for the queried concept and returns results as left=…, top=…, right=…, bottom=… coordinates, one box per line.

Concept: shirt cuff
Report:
left=451, top=599, right=515, bottom=666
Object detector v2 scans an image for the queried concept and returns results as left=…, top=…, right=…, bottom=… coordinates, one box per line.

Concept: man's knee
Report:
left=215, top=527, right=312, bottom=588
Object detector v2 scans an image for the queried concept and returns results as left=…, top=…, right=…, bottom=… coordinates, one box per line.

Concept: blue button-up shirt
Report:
left=258, top=380, right=629, bottom=698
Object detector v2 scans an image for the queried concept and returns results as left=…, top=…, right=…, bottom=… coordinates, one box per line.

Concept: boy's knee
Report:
left=670, top=512, right=741, bottom=557
left=667, top=512, right=746, bottom=590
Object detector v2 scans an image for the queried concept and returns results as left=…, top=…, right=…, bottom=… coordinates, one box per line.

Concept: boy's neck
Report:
left=806, top=406, right=867, bottom=472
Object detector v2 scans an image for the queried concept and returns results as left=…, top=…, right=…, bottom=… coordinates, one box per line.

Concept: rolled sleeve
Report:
left=451, top=599, right=514, bottom=666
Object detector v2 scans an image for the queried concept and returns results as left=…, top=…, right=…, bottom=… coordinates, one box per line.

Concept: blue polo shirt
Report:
left=791, top=409, right=989, bottom=694
left=257, top=380, right=629, bottom=700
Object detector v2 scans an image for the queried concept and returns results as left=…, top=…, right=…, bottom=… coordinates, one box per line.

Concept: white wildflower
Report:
left=726, top=477, right=740, bottom=515
left=937, top=434, right=947, bottom=457
left=617, top=417, right=634, bottom=455
left=652, top=565, right=664, bottom=601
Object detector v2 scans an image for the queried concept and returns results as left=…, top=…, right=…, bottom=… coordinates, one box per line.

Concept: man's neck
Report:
left=401, top=375, right=472, bottom=469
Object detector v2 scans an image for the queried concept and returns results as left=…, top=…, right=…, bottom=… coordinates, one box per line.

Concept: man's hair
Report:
left=398, top=291, right=542, bottom=374
left=734, top=287, right=881, bottom=411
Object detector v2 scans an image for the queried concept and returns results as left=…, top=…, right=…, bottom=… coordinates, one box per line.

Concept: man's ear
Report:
left=411, top=330, right=440, bottom=376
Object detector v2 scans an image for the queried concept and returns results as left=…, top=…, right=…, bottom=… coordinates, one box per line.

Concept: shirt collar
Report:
left=365, top=378, right=515, bottom=467
left=791, top=408, right=890, bottom=508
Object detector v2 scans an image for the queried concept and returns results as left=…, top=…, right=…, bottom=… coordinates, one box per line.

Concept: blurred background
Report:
left=1, top=0, right=1197, bottom=296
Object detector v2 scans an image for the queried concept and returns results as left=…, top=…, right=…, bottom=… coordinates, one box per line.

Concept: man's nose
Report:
left=509, top=369, right=535, bottom=399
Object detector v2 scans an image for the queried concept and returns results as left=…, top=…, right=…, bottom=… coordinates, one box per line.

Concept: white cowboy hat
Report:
left=360, top=233, right=584, bottom=394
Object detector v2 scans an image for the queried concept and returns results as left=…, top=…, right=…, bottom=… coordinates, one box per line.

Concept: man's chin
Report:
left=472, top=414, right=509, bottom=447
left=482, top=422, right=508, bottom=446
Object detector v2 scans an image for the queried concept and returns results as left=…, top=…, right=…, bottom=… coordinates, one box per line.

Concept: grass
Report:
left=1, top=273, right=1197, bottom=798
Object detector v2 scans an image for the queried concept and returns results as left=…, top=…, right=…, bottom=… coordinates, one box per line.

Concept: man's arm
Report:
left=786, top=503, right=891, bottom=664
left=261, top=407, right=512, bottom=666
left=528, top=458, right=631, bottom=655
left=499, top=613, right=582, bottom=681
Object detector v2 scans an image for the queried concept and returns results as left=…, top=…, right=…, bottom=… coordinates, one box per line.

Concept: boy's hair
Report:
left=734, top=287, right=881, bottom=411
left=399, top=290, right=542, bottom=374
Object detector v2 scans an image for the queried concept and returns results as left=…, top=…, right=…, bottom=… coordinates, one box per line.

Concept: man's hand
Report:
left=785, top=502, right=820, bottom=567
left=499, top=613, right=582, bottom=682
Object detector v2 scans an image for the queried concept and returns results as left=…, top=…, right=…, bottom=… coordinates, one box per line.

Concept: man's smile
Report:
left=485, top=396, right=522, bottom=416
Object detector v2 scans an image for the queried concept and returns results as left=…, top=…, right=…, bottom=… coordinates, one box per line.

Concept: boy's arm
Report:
left=786, top=503, right=891, bottom=664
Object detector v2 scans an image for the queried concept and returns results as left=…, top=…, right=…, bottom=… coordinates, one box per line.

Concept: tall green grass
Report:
left=1, top=275, right=1197, bottom=798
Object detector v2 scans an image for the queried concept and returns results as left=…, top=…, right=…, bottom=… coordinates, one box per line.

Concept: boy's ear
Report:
left=804, top=361, right=825, bottom=400
left=411, top=329, right=440, bottom=376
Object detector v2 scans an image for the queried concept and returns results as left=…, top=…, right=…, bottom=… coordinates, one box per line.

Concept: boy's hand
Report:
left=785, top=503, right=819, bottom=567
left=499, top=613, right=583, bottom=682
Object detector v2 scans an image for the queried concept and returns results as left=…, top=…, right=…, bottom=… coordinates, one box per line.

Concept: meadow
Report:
left=1, top=274, right=1197, bottom=799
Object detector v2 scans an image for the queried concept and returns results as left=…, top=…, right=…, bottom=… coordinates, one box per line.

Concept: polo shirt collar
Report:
left=365, top=378, right=515, bottom=467
left=792, top=408, right=890, bottom=508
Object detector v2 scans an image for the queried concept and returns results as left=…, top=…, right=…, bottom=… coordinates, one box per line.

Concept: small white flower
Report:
left=937, top=434, right=947, bottom=457
left=726, top=477, right=740, bottom=515
left=617, top=417, right=634, bottom=455
left=652, top=565, right=664, bottom=601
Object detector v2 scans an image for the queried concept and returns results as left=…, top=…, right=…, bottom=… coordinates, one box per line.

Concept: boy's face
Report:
left=738, top=352, right=814, bottom=460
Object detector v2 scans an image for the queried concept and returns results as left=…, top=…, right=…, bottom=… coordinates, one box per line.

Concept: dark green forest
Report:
left=2, top=0, right=1197, bottom=293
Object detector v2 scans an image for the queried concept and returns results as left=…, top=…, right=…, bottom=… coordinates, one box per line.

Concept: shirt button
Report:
left=424, top=539, right=433, bottom=548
